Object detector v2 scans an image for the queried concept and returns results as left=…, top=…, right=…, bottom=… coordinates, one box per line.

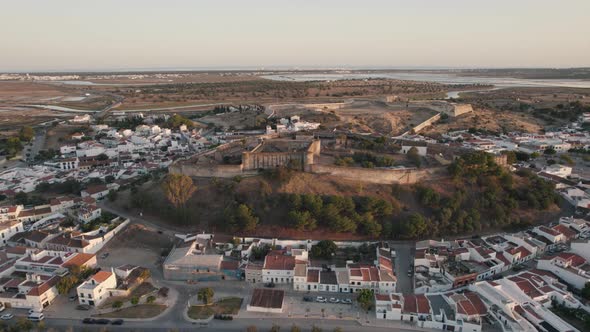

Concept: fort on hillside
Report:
left=242, top=139, right=320, bottom=171
left=170, top=135, right=438, bottom=184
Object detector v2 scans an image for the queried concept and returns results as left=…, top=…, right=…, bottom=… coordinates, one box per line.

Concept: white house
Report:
left=262, top=254, right=296, bottom=284
left=77, top=205, right=101, bottom=224
left=0, top=219, right=24, bottom=246
left=77, top=270, right=117, bottom=306
left=537, top=253, right=590, bottom=290
left=542, top=164, right=572, bottom=178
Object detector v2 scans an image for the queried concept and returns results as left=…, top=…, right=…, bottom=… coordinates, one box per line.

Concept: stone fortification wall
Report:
left=169, top=162, right=256, bottom=178
left=411, top=113, right=442, bottom=134
left=309, top=164, right=435, bottom=184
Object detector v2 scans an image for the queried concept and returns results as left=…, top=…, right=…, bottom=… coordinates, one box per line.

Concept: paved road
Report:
left=25, top=128, right=46, bottom=162
left=24, top=317, right=433, bottom=332
left=391, top=242, right=415, bottom=294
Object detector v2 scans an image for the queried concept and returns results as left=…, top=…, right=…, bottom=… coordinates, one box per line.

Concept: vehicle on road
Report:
left=341, top=299, right=352, bottom=304
left=101, top=252, right=109, bottom=259
left=264, top=282, right=276, bottom=288
left=303, top=296, right=314, bottom=302
left=1, top=314, right=14, bottom=320
left=111, top=319, right=124, bottom=325
left=329, top=297, right=340, bottom=304
left=69, top=295, right=79, bottom=302
left=316, top=296, right=327, bottom=303
left=95, top=318, right=110, bottom=325
left=83, top=318, right=96, bottom=324
left=27, top=312, right=44, bottom=321
left=76, top=304, right=91, bottom=311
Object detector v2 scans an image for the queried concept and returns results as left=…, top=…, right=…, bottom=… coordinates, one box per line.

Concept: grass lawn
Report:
left=95, top=304, right=167, bottom=319
left=99, top=282, right=157, bottom=308
left=187, top=297, right=243, bottom=320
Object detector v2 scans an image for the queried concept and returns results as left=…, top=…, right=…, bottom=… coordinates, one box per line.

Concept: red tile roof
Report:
left=556, top=253, right=586, bottom=267
left=402, top=295, right=417, bottom=314
left=62, top=253, right=95, bottom=268
left=263, top=255, right=295, bottom=271
left=539, top=226, right=561, bottom=237
left=458, top=300, right=477, bottom=316
left=553, top=225, right=576, bottom=239
left=307, top=270, right=319, bottom=283
left=416, top=294, right=430, bottom=314
left=464, top=291, right=487, bottom=315
left=92, top=271, right=113, bottom=283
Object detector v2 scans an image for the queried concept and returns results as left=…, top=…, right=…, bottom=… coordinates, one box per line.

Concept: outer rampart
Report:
left=309, top=164, right=437, bottom=184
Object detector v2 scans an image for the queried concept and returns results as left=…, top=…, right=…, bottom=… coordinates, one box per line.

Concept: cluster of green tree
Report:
left=19, top=126, right=34, bottom=142
left=79, top=211, right=117, bottom=232
left=14, top=192, right=47, bottom=206
left=502, top=150, right=532, bottom=163
left=406, top=147, right=421, bottom=167
left=108, top=116, right=144, bottom=130
left=165, top=114, right=194, bottom=129
left=224, top=203, right=259, bottom=233
left=534, top=101, right=590, bottom=122
left=35, top=148, right=58, bottom=162
left=0, top=136, right=23, bottom=159
left=552, top=301, right=590, bottom=330
left=36, top=179, right=82, bottom=194
left=347, top=135, right=402, bottom=154
left=281, top=193, right=397, bottom=237
left=334, top=156, right=355, bottom=166
left=396, top=152, right=560, bottom=239
left=351, top=152, right=395, bottom=168
left=569, top=147, right=590, bottom=154
left=56, top=265, right=95, bottom=294
left=309, top=240, right=338, bottom=259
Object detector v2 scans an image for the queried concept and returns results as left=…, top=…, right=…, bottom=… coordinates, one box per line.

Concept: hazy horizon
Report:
left=2, top=0, right=589, bottom=72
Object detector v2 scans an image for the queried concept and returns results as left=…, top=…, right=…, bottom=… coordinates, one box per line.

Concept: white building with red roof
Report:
left=537, top=252, right=590, bottom=290
left=76, top=270, right=117, bottom=306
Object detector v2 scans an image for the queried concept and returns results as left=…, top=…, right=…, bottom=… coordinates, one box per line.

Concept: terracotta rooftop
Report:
left=307, top=269, right=319, bottom=283
left=92, top=271, right=113, bottom=284
left=263, top=254, right=296, bottom=271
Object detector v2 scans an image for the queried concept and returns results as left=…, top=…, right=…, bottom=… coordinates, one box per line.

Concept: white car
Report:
left=316, top=296, right=327, bottom=303
left=1, top=313, right=13, bottom=320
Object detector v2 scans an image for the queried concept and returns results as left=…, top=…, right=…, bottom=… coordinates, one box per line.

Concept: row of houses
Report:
left=413, top=217, right=590, bottom=294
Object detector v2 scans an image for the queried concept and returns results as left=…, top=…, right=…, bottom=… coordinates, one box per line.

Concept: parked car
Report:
left=95, top=319, right=110, bottom=325
left=27, top=312, right=44, bottom=321
left=82, top=318, right=96, bottom=324
left=303, top=296, right=314, bottom=302
left=341, top=299, right=352, bottom=305
left=76, top=304, right=91, bottom=311
left=329, top=298, right=340, bottom=304
left=264, top=282, right=276, bottom=288
left=111, top=319, right=124, bottom=325
left=101, top=253, right=109, bottom=259
left=1, top=314, right=14, bottom=320
left=69, top=295, right=79, bottom=302
left=316, top=296, right=327, bottom=303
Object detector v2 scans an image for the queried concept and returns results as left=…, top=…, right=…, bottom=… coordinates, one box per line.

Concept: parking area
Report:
left=282, top=292, right=359, bottom=319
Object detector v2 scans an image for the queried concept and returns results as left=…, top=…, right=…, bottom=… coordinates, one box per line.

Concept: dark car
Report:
left=111, top=319, right=124, bottom=325
left=82, top=318, right=95, bottom=324
left=76, top=305, right=91, bottom=311
left=303, top=296, right=314, bottom=302
left=264, top=282, right=275, bottom=288
left=95, top=319, right=110, bottom=325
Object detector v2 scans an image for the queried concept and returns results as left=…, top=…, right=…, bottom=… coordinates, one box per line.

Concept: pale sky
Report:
left=1, top=0, right=589, bottom=72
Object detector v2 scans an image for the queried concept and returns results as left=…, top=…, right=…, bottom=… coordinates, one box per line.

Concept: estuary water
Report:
left=260, top=72, right=590, bottom=89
